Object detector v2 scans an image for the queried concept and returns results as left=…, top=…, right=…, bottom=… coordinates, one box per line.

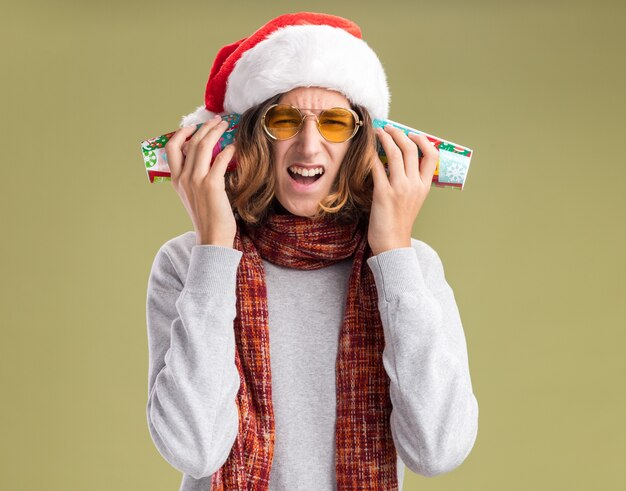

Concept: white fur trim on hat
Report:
left=179, top=105, right=219, bottom=128
left=224, top=24, right=390, bottom=120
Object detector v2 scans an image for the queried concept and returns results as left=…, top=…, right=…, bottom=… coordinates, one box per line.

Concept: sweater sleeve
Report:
left=366, top=241, right=479, bottom=477
left=145, top=243, right=243, bottom=480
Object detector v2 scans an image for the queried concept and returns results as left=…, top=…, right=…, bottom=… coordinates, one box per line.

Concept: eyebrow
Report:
left=281, top=106, right=350, bottom=112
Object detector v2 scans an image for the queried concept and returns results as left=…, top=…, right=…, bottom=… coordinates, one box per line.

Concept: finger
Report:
left=190, top=119, right=230, bottom=181
left=383, top=125, right=420, bottom=180
left=180, top=116, right=223, bottom=179
left=376, top=126, right=405, bottom=185
left=408, top=133, right=439, bottom=184
left=183, top=117, right=226, bottom=179
left=208, top=143, right=237, bottom=181
left=188, top=114, right=223, bottom=144
left=165, top=124, right=199, bottom=180
left=369, top=153, right=390, bottom=191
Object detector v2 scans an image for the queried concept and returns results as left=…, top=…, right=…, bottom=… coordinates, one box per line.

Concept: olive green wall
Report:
left=1, top=1, right=624, bottom=489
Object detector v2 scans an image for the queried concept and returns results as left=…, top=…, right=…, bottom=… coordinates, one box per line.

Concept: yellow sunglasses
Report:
left=261, top=103, right=363, bottom=143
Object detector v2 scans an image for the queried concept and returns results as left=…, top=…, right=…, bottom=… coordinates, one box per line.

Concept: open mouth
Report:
left=287, top=168, right=323, bottom=185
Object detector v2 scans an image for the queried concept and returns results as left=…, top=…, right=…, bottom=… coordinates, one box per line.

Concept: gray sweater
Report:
left=145, top=231, right=479, bottom=491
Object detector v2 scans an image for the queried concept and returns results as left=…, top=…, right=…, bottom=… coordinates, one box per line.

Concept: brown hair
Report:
left=225, top=92, right=378, bottom=227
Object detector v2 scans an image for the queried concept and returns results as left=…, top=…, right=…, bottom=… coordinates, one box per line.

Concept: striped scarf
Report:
left=210, top=211, right=398, bottom=490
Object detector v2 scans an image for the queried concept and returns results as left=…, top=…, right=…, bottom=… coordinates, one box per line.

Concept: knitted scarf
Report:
left=209, top=210, right=398, bottom=490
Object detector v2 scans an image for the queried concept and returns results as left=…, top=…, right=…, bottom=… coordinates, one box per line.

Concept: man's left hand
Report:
left=368, top=124, right=439, bottom=256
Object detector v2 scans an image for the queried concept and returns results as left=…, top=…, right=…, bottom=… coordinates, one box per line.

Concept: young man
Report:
left=146, top=12, right=479, bottom=491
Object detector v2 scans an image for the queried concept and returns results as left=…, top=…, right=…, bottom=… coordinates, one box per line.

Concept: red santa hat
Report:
left=179, top=12, right=390, bottom=127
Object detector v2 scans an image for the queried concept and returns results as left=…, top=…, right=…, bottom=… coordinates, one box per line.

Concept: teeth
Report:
left=289, top=166, right=324, bottom=176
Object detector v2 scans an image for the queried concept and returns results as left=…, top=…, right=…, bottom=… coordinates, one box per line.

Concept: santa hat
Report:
left=179, top=12, right=390, bottom=127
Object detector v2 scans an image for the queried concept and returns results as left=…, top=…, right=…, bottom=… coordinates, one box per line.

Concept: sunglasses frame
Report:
left=261, top=103, right=364, bottom=143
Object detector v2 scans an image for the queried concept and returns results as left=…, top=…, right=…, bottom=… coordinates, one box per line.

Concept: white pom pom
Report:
left=179, top=105, right=217, bottom=128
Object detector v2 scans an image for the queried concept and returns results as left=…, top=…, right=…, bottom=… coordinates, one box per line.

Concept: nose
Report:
left=294, top=114, right=323, bottom=156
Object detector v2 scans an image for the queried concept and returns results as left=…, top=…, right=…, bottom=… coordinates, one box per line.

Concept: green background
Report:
left=1, top=0, right=624, bottom=489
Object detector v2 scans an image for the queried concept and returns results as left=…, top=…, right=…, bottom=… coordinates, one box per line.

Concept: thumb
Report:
left=209, top=143, right=237, bottom=177
left=370, top=156, right=388, bottom=189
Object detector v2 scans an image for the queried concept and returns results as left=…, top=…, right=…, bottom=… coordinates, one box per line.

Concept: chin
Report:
left=285, top=203, right=318, bottom=217
left=276, top=195, right=319, bottom=218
